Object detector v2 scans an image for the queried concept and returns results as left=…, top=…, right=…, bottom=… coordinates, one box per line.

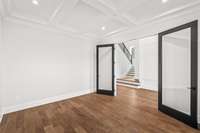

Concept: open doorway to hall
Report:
left=116, top=35, right=158, bottom=93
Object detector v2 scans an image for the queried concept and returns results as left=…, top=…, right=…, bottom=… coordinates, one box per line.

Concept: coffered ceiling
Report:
left=1, top=0, right=200, bottom=38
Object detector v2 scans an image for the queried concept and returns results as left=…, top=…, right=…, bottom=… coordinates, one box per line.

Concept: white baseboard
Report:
left=2, top=89, right=95, bottom=114
left=140, top=78, right=158, bottom=91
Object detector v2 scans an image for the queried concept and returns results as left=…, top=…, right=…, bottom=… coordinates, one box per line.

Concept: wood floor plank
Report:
left=0, top=86, right=200, bottom=133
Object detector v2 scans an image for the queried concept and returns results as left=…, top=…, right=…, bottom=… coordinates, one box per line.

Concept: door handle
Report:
left=187, top=87, right=196, bottom=90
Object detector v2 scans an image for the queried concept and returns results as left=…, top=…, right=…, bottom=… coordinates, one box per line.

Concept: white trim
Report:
left=2, top=89, right=95, bottom=114
left=49, top=0, right=66, bottom=22
left=0, top=114, right=3, bottom=123
left=4, top=16, right=96, bottom=40
left=137, top=0, right=200, bottom=25
left=105, top=27, right=129, bottom=37
left=0, top=0, right=6, bottom=17
left=105, top=1, right=200, bottom=37
left=81, top=0, right=136, bottom=25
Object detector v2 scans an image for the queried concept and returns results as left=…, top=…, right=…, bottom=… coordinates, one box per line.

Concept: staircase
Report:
left=117, top=43, right=140, bottom=88
left=127, top=67, right=136, bottom=77
left=117, top=66, right=140, bottom=88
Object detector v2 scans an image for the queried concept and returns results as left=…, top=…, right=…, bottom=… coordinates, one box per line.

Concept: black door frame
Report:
left=158, top=20, right=198, bottom=128
left=96, top=44, right=115, bottom=96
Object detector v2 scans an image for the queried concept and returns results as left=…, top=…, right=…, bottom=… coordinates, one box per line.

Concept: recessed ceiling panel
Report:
left=3, top=0, right=200, bottom=37
left=102, top=0, right=199, bottom=23
left=126, top=0, right=199, bottom=22
left=56, top=0, right=126, bottom=35
left=102, top=0, right=147, bottom=12
left=10, top=0, right=63, bottom=22
left=89, top=18, right=128, bottom=35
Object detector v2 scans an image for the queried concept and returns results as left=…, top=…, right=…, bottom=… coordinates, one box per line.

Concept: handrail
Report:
left=118, top=42, right=132, bottom=64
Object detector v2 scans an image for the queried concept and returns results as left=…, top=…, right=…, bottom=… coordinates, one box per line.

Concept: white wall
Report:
left=115, top=41, right=140, bottom=79
left=0, top=19, right=95, bottom=114
left=138, top=36, right=158, bottom=91
left=102, top=5, right=200, bottom=123
left=115, top=45, right=131, bottom=78
left=125, top=40, right=140, bottom=78
left=0, top=15, right=3, bottom=122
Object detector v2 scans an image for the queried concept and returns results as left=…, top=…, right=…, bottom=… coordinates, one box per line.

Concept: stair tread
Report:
left=117, top=80, right=140, bottom=85
left=117, top=81, right=140, bottom=86
left=117, top=83, right=140, bottom=88
left=117, top=78, right=140, bottom=83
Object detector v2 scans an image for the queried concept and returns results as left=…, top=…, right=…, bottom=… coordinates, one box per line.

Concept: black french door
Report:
left=158, top=20, right=198, bottom=128
left=96, top=44, right=115, bottom=96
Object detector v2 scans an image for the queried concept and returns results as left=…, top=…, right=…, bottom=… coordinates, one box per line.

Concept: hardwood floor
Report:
left=0, top=86, right=200, bottom=133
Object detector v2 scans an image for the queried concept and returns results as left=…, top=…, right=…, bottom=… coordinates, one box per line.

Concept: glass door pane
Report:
left=162, top=28, right=191, bottom=115
left=97, top=44, right=114, bottom=96
left=99, top=46, right=113, bottom=91
left=159, top=20, right=198, bottom=128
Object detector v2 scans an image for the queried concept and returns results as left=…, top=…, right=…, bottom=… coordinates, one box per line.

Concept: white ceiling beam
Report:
left=82, top=0, right=137, bottom=25
left=97, top=0, right=137, bottom=24
left=5, top=15, right=96, bottom=40
left=49, top=0, right=79, bottom=23
left=0, top=0, right=12, bottom=17
left=0, top=0, right=6, bottom=17
left=49, top=0, right=65, bottom=22
left=105, top=27, right=129, bottom=37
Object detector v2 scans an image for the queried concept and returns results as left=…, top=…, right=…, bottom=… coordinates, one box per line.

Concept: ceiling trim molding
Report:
left=105, top=0, right=200, bottom=37
left=4, top=14, right=97, bottom=40
left=97, top=0, right=137, bottom=24
left=0, top=0, right=6, bottom=17
left=4, top=0, right=12, bottom=16
left=2, top=0, right=200, bottom=39
left=2, top=0, right=99, bottom=40
left=138, top=0, right=200, bottom=25
left=49, top=0, right=66, bottom=22
left=105, top=27, right=129, bottom=36
left=81, top=0, right=136, bottom=25
left=0, top=0, right=10, bottom=17
left=10, top=12, right=48, bottom=25
left=48, top=0, right=79, bottom=23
